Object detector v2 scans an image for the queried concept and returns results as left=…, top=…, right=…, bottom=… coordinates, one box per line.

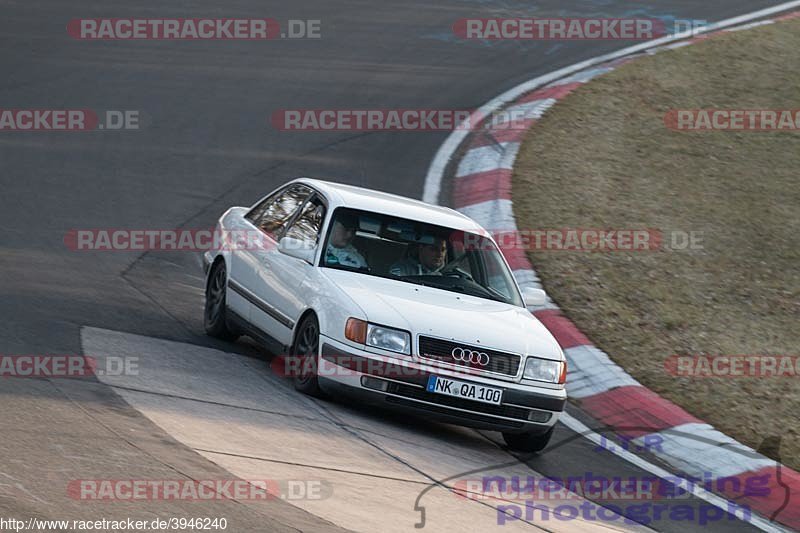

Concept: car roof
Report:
left=292, top=178, right=485, bottom=233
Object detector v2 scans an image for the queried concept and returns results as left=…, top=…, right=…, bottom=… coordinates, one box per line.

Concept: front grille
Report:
left=385, top=382, right=529, bottom=421
left=418, top=336, right=521, bottom=377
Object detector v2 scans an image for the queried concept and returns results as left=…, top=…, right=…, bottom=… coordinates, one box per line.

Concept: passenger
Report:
left=325, top=212, right=368, bottom=269
left=390, top=236, right=446, bottom=276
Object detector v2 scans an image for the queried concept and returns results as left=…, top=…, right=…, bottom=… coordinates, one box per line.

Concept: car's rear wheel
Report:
left=502, top=426, right=554, bottom=453
left=204, top=260, right=238, bottom=341
left=293, top=314, right=322, bottom=396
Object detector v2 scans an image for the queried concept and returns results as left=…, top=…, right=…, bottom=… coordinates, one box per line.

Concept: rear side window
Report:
left=246, top=184, right=312, bottom=238
left=284, top=196, right=326, bottom=244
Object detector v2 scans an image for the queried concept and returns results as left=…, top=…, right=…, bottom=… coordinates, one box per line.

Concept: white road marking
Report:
left=563, top=346, right=641, bottom=400
left=456, top=142, right=520, bottom=178
left=458, top=199, right=518, bottom=232
left=504, top=98, right=558, bottom=121
left=632, top=423, right=777, bottom=479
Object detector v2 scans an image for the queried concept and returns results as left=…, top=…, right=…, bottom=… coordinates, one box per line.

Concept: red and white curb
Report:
left=424, top=4, right=800, bottom=532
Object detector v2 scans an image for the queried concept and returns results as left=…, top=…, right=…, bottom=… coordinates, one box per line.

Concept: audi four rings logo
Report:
left=451, top=347, right=489, bottom=366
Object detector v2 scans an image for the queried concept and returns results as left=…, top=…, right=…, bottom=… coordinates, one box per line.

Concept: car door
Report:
left=231, top=184, right=313, bottom=343
left=248, top=193, right=327, bottom=347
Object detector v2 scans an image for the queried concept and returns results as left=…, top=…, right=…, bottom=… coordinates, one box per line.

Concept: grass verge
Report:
left=512, top=18, right=800, bottom=469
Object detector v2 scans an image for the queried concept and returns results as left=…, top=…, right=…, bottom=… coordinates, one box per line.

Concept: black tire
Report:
left=204, top=260, right=239, bottom=341
left=502, top=426, right=554, bottom=453
left=292, top=314, right=322, bottom=396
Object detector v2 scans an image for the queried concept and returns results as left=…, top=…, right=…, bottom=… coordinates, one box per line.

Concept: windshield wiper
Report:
left=485, top=285, right=511, bottom=302
left=325, top=264, right=371, bottom=274
left=459, top=285, right=505, bottom=303
left=392, top=275, right=435, bottom=289
left=412, top=276, right=506, bottom=303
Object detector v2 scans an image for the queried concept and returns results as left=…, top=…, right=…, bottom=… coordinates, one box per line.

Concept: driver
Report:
left=390, top=236, right=446, bottom=276
left=325, top=212, right=368, bottom=269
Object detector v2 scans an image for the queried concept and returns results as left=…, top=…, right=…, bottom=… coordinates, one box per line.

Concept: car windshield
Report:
left=321, top=208, right=524, bottom=306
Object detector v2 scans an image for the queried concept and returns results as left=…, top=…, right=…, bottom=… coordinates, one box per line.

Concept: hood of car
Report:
left=321, top=269, right=563, bottom=361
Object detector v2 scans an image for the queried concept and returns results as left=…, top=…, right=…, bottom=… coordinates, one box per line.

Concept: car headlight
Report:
left=345, top=318, right=411, bottom=355
left=523, top=357, right=567, bottom=384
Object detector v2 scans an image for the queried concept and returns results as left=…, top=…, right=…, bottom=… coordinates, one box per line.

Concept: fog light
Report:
left=527, top=410, right=552, bottom=423
left=361, top=376, right=389, bottom=392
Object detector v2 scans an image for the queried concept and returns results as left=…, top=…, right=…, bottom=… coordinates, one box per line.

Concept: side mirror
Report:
left=278, top=237, right=316, bottom=264
left=522, top=287, right=547, bottom=307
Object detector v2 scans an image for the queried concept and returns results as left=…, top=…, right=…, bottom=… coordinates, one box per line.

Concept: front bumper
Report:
left=317, top=338, right=566, bottom=434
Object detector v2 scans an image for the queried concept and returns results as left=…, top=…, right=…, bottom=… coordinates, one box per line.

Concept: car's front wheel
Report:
left=502, top=426, right=554, bottom=453
left=204, top=260, right=239, bottom=341
left=293, top=314, right=323, bottom=396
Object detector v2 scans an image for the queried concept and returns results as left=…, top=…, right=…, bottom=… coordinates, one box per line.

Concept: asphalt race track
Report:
left=0, top=1, right=790, bottom=531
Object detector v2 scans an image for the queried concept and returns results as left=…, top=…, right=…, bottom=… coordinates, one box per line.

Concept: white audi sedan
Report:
left=202, top=178, right=566, bottom=451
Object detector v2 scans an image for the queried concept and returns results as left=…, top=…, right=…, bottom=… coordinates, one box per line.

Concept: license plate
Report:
left=426, top=375, right=503, bottom=405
